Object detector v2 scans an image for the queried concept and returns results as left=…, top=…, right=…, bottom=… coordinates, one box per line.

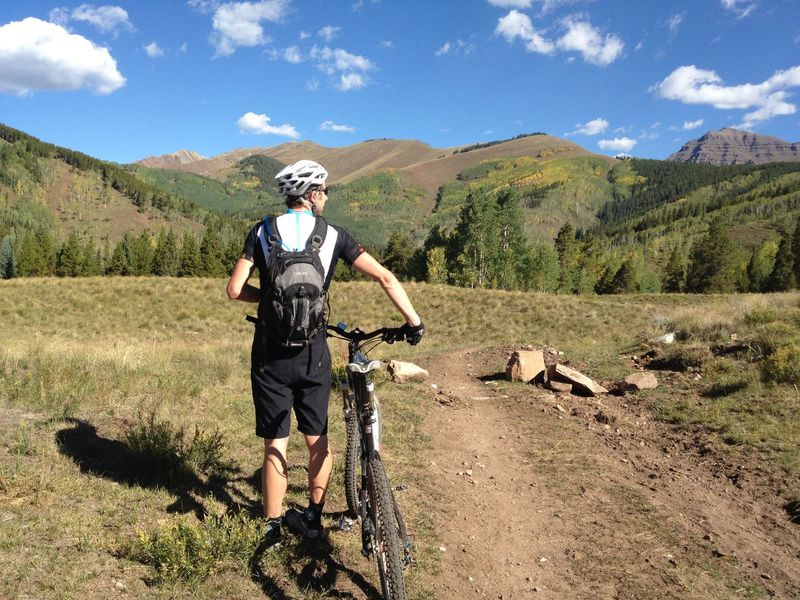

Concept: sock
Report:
left=306, top=501, right=324, bottom=525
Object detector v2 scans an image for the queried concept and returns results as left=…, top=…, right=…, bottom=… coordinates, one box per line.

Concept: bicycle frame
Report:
left=329, top=325, right=413, bottom=569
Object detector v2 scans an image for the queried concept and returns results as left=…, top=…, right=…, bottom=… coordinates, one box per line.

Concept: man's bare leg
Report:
left=304, top=433, right=332, bottom=505
left=263, top=437, right=289, bottom=519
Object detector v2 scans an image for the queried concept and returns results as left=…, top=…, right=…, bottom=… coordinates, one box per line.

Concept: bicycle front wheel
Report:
left=367, top=455, right=406, bottom=600
left=344, top=410, right=360, bottom=517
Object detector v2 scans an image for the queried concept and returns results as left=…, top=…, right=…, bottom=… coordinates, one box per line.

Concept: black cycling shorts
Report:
left=250, top=331, right=332, bottom=439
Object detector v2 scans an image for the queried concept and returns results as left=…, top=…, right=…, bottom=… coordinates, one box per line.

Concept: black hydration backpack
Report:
left=256, top=215, right=328, bottom=347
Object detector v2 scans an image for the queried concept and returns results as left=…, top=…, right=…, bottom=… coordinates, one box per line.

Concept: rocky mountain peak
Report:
left=669, top=128, right=799, bottom=165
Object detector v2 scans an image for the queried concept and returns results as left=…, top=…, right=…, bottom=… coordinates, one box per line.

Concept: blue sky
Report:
left=0, top=0, right=798, bottom=164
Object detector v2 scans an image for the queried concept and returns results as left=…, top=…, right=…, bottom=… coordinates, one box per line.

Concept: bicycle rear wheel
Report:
left=344, top=410, right=360, bottom=517
left=366, top=455, right=406, bottom=600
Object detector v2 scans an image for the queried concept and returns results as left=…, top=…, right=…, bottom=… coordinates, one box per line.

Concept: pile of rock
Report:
left=505, top=349, right=658, bottom=396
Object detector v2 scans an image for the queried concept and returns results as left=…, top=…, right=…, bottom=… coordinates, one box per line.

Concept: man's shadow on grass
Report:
left=56, top=419, right=381, bottom=598
left=249, top=534, right=381, bottom=600
left=55, top=418, right=260, bottom=520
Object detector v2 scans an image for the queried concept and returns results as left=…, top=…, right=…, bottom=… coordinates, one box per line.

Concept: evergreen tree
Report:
left=81, top=240, right=101, bottom=276
left=662, top=245, right=686, bottom=293
left=107, top=234, right=131, bottom=275
left=594, top=264, right=619, bottom=295
left=179, top=232, right=202, bottom=277
left=608, top=259, right=639, bottom=294
left=15, top=232, right=41, bottom=276
left=0, top=235, right=15, bottom=279
left=153, top=229, right=180, bottom=276
left=130, top=231, right=155, bottom=276
left=383, top=232, right=415, bottom=280
left=685, top=219, right=738, bottom=293
left=765, top=235, right=796, bottom=292
left=38, top=230, right=57, bottom=276
left=56, top=232, right=83, bottom=277
left=554, top=223, right=579, bottom=293
left=200, top=225, right=226, bottom=277
left=793, top=218, right=800, bottom=286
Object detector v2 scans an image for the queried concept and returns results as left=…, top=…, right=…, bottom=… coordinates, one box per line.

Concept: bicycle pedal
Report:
left=337, top=515, right=354, bottom=532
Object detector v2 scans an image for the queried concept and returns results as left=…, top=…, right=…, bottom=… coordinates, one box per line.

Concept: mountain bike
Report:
left=327, top=322, right=414, bottom=600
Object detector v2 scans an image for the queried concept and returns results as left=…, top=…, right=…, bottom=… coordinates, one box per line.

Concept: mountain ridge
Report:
left=668, top=127, right=800, bottom=165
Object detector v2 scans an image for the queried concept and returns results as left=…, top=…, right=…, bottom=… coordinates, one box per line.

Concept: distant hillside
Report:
left=669, top=128, right=800, bottom=165
left=0, top=123, right=205, bottom=245
left=138, top=149, right=206, bottom=169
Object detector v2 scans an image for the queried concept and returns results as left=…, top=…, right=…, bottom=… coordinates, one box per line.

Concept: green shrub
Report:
left=125, top=413, right=235, bottom=481
left=761, top=344, right=800, bottom=385
left=128, top=513, right=261, bottom=583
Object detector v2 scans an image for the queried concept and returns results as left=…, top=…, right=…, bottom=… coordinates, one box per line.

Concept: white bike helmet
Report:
left=274, top=160, right=328, bottom=197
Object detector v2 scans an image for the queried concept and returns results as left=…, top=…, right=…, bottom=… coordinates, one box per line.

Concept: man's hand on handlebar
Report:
left=399, top=321, right=425, bottom=346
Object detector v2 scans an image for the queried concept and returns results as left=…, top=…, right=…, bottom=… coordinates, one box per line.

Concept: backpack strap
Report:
left=258, top=215, right=284, bottom=259
left=306, top=216, right=328, bottom=251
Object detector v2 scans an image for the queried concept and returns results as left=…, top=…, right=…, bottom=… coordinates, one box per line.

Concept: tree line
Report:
left=0, top=221, right=243, bottom=279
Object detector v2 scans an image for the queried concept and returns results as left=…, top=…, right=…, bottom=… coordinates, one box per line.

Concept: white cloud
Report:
left=306, top=78, right=319, bottom=91
left=651, top=65, right=800, bottom=127
left=556, top=16, right=624, bottom=67
left=318, top=25, right=341, bottom=42
left=310, top=45, right=373, bottom=91
left=283, top=46, right=303, bottom=63
left=299, top=30, right=310, bottom=40
left=495, top=11, right=624, bottom=65
left=667, top=13, right=685, bottom=37
left=50, top=4, right=133, bottom=34
left=495, top=10, right=555, bottom=55
left=681, top=119, right=704, bottom=130
left=178, top=42, right=189, bottom=54
left=487, top=0, right=532, bottom=7
left=144, top=42, right=164, bottom=58
left=311, top=45, right=374, bottom=73
left=567, top=117, right=609, bottom=136
left=435, top=39, right=475, bottom=56
left=211, top=0, right=289, bottom=57
left=237, top=112, right=299, bottom=138
left=598, top=137, right=637, bottom=152
left=0, top=18, right=125, bottom=95
left=337, top=72, right=365, bottom=91
left=721, top=0, right=757, bottom=19
left=379, top=40, right=394, bottom=49
left=320, top=120, right=355, bottom=133
left=187, top=0, right=220, bottom=14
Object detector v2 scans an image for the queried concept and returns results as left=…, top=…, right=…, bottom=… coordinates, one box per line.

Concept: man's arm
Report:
left=226, top=257, right=260, bottom=303
left=352, top=252, right=421, bottom=326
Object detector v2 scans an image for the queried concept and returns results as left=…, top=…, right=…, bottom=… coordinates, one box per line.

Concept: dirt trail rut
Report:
left=410, top=347, right=800, bottom=599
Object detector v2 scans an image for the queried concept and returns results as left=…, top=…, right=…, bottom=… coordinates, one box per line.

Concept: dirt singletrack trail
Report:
left=409, top=347, right=800, bottom=599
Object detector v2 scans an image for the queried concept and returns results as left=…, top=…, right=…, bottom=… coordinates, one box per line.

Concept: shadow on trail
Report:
left=55, top=418, right=260, bottom=520
left=250, top=535, right=381, bottom=599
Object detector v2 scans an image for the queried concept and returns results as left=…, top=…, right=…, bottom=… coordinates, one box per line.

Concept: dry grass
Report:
left=1, top=278, right=798, bottom=598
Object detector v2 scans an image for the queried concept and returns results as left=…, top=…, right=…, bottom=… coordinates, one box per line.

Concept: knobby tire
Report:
left=344, top=411, right=360, bottom=517
left=367, top=455, right=406, bottom=600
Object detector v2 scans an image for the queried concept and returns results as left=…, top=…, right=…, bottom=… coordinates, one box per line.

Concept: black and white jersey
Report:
left=241, top=209, right=365, bottom=291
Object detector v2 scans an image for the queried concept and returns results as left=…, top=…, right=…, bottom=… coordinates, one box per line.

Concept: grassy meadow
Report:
left=1, top=278, right=799, bottom=598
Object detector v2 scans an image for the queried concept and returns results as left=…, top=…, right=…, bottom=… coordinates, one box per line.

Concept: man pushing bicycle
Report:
left=226, top=160, right=424, bottom=541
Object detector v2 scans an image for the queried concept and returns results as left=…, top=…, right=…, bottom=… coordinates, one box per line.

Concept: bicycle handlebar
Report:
left=325, top=323, right=408, bottom=346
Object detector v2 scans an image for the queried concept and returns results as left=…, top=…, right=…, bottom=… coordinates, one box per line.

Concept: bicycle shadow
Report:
left=55, top=418, right=260, bottom=519
left=250, top=534, right=382, bottom=599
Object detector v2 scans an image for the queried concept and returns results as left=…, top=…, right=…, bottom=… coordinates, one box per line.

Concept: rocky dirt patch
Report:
left=408, top=347, right=800, bottom=599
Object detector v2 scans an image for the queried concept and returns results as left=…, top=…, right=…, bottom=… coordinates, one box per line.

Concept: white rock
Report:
left=388, top=360, right=429, bottom=383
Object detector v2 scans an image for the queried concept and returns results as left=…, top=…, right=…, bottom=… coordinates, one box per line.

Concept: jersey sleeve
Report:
left=241, top=223, right=260, bottom=261
left=335, top=226, right=366, bottom=265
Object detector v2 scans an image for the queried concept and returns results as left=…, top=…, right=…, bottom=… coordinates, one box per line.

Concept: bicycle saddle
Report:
left=348, top=360, right=382, bottom=374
